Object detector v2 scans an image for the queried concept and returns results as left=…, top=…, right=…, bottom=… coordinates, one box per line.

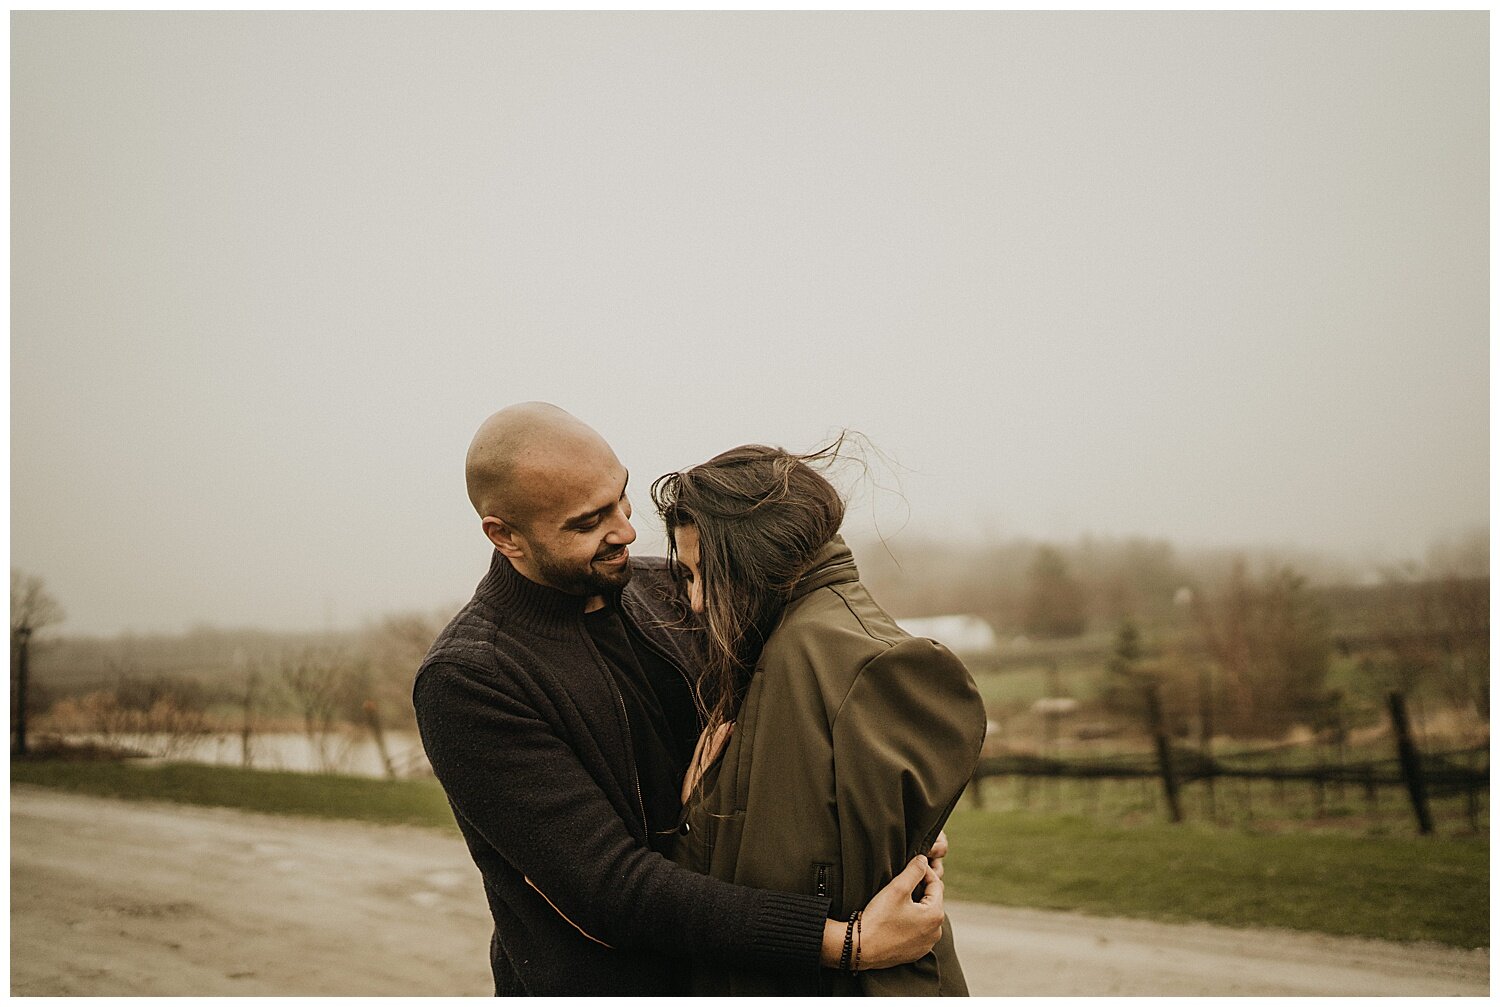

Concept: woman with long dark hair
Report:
left=653, top=442, right=987, bottom=996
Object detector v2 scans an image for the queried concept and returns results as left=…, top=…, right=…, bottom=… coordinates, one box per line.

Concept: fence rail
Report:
left=970, top=691, right=1486, bottom=833
left=973, top=748, right=1488, bottom=788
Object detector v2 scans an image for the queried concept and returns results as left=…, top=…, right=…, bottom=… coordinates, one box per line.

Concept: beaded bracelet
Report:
left=838, top=912, right=857, bottom=971
left=852, top=910, right=864, bottom=973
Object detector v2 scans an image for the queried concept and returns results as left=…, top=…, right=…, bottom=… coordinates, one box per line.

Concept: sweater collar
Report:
left=474, top=549, right=595, bottom=637
left=787, top=535, right=859, bottom=604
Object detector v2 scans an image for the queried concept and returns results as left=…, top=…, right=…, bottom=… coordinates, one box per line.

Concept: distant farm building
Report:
left=895, top=614, right=999, bottom=655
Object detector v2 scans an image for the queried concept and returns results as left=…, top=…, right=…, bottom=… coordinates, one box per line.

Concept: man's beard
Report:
left=533, top=545, right=633, bottom=597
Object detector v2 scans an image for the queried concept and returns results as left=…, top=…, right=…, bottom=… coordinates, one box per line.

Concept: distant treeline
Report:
left=23, top=532, right=1488, bottom=741
left=851, top=530, right=1487, bottom=641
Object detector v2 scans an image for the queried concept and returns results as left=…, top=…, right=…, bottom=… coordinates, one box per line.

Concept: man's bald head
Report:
left=465, top=402, right=615, bottom=528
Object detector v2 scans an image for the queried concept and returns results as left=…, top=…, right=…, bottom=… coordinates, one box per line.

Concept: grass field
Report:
left=10, top=760, right=457, bottom=830
left=12, top=758, right=1488, bottom=948
left=943, top=808, right=1489, bottom=949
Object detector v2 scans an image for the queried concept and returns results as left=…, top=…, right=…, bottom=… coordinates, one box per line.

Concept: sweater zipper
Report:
left=612, top=681, right=649, bottom=833
left=577, top=624, right=649, bottom=834
left=622, top=618, right=707, bottom=835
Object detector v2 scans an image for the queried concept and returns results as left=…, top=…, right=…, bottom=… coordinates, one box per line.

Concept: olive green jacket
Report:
left=673, top=537, right=987, bottom=995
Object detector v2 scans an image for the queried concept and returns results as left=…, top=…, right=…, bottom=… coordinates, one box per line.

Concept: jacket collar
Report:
left=787, top=535, right=859, bottom=604
left=473, top=549, right=592, bottom=637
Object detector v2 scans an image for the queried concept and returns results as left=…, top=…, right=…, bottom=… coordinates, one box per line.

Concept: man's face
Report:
left=513, top=455, right=637, bottom=598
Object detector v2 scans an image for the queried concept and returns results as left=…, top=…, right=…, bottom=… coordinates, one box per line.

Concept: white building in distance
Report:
left=895, top=614, right=1000, bottom=656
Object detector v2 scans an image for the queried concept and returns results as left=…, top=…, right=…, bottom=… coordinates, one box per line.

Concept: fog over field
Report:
left=10, top=12, right=1488, bottom=635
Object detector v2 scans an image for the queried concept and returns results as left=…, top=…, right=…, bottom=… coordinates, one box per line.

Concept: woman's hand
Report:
left=818, top=855, right=944, bottom=970
left=680, top=721, right=734, bottom=805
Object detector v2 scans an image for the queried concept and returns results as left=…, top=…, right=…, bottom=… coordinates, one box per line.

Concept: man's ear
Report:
left=482, top=516, right=526, bottom=560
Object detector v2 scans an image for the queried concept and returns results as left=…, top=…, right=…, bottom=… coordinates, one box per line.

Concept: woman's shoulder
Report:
left=761, top=578, right=910, bottom=671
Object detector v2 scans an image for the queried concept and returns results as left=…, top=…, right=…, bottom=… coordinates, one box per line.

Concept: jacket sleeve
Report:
left=412, top=660, right=829, bottom=969
left=828, top=637, right=987, bottom=994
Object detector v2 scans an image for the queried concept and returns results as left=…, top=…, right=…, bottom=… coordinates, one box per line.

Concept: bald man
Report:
left=413, top=404, right=944, bottom=995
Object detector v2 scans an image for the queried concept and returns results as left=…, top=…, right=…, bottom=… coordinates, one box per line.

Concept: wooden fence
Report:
left=970, top=691, right=1487, bottom=834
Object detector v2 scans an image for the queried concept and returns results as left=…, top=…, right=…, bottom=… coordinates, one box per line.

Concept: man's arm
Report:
left=415, top=661, right=829, bottom=969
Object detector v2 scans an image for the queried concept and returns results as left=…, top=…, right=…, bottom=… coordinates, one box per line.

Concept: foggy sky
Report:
left=11, top=12, right=1489, bottom=634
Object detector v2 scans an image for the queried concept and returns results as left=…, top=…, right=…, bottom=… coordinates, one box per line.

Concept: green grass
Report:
left=943, top=807, right=1489, bottom=948
left=11, top=759, right=459, bottom=831
left=13, top=759, right=1488, bottom=948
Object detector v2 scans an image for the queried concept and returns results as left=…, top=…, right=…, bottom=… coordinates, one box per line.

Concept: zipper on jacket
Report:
left=813, top=862, right=831, bottom=899
left=603, top=657, right=651, bottom=828
left=576, top=624, right=649, bottom=835
left=620, top=614, right=708, bottom=837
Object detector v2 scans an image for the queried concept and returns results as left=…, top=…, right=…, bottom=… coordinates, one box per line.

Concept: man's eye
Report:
left=576, top=518, right=601, bottom=532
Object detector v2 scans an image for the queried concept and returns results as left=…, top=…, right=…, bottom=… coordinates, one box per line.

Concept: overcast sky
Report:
left=11, top=12, right=1488, bottom=635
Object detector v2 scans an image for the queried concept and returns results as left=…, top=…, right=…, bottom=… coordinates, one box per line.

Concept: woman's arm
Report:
left=830, top=637, right=987, bottom=990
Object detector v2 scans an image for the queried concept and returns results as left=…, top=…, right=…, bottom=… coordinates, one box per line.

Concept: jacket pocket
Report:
left=812, top=861, right=832, bottom=899
left=809, top=860, right=842, bottom=915
left=811, top=862, right=836, bottom=997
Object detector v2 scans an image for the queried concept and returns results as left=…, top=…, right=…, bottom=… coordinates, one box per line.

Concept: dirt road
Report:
left=11, top=787, right=1488, bottom=996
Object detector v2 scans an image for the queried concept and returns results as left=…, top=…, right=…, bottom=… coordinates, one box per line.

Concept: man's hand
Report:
left=819, top=856, right=943, bottom=970
left=926, top=830, right=948, bottom=882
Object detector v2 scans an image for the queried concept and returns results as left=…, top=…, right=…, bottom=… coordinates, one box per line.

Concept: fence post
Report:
left=1387, top=691, right=1433, bottom=835
left=12, top=627, right=32, bottom=756
left=1331, top=702, right=1347, bottom=803
left=1144, top=682, right=1183, bottom=823
left=1198, top=663, right=1215, bottom=820
left=1465, top=751, right=1479, bottom=832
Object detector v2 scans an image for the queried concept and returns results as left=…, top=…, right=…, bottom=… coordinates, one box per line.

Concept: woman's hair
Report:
left=651, top=440, right=847, bottom=751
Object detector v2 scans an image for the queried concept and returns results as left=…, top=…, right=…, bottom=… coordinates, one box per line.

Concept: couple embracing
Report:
left=413, top=402, right=987, bottom=996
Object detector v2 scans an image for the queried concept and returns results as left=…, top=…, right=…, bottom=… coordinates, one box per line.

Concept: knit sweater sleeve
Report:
left=413, top=660, right=829, bottom=968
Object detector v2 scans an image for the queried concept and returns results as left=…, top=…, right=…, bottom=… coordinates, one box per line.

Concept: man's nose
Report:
left=606, top=508, right=637, bottom=546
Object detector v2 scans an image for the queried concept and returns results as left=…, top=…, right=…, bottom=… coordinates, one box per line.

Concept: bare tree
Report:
left=12, top=570, right=64, bottom=756
left=278, top=646, right=361, bottom=772
left=344, top=609, right=448, bottom=777
left=1376, top=573, right=1489, bottom=734
left=358, top=610, right=447, bottom=731
left=235, top=653, right=262, bottom=769
left=1191, top=559, right=1332, bottom=737
left=1023, top=546, right=1088, bottom=638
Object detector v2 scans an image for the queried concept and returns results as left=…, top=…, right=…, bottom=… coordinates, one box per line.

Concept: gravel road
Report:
left=10, top=787, right=1488, bottom=996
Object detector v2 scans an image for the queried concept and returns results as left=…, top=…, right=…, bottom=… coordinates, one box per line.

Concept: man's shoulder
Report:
left=417, top=589, right=538, bottom=678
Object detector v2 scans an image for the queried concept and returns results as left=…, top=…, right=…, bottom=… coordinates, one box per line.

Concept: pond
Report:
left=57, top=730, right=432, bottom=779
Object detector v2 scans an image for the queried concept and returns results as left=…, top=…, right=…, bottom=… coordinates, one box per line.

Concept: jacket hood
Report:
left=787, top=535, right=859, bottom=603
